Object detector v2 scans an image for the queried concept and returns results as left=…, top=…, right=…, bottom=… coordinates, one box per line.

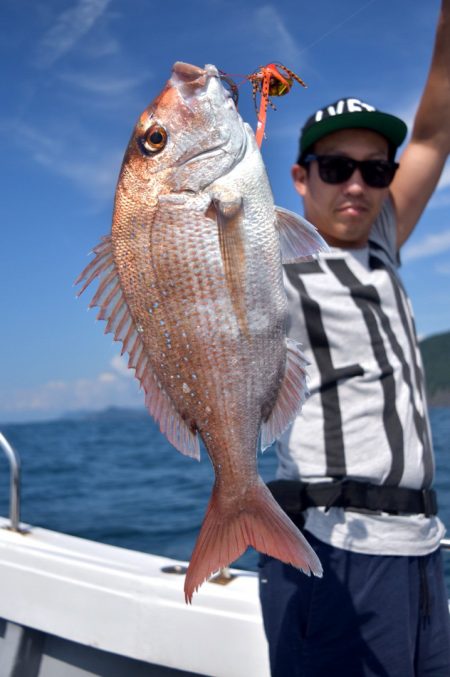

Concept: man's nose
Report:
left=344, top=169, right=366, bottom=193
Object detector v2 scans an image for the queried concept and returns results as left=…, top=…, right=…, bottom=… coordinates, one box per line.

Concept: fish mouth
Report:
left=171, top=61, right=247, bottom=173
left=171, top=62, right=221, bottom=93
left=172, top=61, right=209, bottom=86
left=171, top=61, right=227, bottom=103
left=172, top=62, right=239, bottom=106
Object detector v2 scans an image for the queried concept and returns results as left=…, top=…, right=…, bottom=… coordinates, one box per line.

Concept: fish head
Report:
left=117, top=62, right=247, bottom=200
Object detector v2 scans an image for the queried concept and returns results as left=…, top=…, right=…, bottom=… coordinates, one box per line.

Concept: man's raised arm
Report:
left=391, top=0, right=450, bottom=247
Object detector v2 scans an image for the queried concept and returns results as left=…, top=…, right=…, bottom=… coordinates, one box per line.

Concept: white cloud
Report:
left=36, top=0, right=112, bottom=68
left=0, top=362, right=143, bottom=423
left=58, top=71, right=147, bottom=96
left=110, top=354, right=134, bottom=379
left=391, top=100, right=417, bottom=139
left=437, top=163, right=450, bottom=191
left=253, top=6, right=301, bottom=65
left=17, top=123, right=122, bottom=201
left=98, top=371, right=117, bottom=383
left=394, top=158, right=450, bottom=210
left=402, top=229, right=450, bottom=262
left=81, top=32, right=119, bottom=59
left=0, top=349, right=152, bottom=422
left=427, top=190, right=450, bottom=210
left=390, top=105, right=450, bottom=199
left=6, top=63, right=149, bottom=203
left=435, top=262, right=450, bottom=276
left=37, top=148, right=121, bottom=201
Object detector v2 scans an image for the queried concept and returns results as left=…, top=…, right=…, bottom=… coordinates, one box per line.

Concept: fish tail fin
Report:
left=184, top=478, right=322, bottom=603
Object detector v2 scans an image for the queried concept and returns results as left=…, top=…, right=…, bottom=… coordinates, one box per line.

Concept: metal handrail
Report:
left=0, top=432, right=21, bottom=531
left=0, top=431, right=448, bottom=552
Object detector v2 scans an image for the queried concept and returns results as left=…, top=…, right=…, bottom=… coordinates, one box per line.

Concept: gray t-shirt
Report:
left=277, top=199, right=444, bottom=556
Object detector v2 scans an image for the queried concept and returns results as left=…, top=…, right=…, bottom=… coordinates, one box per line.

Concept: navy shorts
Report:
left=259, top=530, right=450, bottom=677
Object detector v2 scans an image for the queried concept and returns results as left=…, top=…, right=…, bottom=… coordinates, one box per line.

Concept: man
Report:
left=259, top=2, right=450, bottom=676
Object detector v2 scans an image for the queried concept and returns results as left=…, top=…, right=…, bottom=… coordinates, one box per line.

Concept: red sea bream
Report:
left=77, top=61, right=327, bottom=602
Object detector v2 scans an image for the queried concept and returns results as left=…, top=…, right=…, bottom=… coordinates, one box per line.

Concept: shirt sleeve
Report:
left=368, top=197, right=399, bottom=268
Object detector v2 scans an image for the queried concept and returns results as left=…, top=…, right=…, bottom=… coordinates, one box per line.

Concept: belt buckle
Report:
left=323, top=479, right=345, bottom=512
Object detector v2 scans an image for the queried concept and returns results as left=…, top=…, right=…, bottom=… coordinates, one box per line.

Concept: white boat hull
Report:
left=0, top=518, right=270, bottom=676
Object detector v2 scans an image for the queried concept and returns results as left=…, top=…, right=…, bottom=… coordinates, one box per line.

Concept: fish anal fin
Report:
left=275, top=206, right=329, bottom=264
left=184, top=478, right=322, bottom=603
left=76, top=236, right=200, bottom=461
left=142, top=371, right=200, bottom=460
left=260, top=338, right=309, bottom=450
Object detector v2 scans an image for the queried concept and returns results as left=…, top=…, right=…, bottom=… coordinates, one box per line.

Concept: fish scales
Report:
left=115, top=181, right=283, bottom=452
left=77, top=61, right=327, bottom=601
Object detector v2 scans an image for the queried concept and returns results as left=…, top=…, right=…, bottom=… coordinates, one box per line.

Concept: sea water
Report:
left=0, top=407, right=449, bottom=590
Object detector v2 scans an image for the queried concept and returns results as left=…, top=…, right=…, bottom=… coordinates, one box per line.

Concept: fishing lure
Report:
left=247, top=63, right=306, bottom=148
left=247, top=63, right=307, bottom=147
left=220, top=63, right=307, bottom=148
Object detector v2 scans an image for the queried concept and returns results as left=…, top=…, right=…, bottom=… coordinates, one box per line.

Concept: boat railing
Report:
left=0, top=430, right=449, bottom=550
left=0, top=432, right=21, bottom=532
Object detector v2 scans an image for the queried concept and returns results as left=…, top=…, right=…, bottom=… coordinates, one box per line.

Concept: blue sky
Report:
left=1, top=0, right=448, bottom=423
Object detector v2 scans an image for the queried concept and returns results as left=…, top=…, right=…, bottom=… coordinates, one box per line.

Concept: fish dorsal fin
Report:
left=275, top=206, right=329, bottom=264
left=260, top=338, right=309, bottom=451
left=206, top=197, right=249, bottom=334
left=75, top=236, right=200, bottom=460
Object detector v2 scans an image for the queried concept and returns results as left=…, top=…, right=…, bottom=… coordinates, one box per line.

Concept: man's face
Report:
left=292, top=128, right=391, bottom=248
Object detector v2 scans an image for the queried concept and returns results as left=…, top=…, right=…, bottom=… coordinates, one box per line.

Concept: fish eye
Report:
left=140, top=124, right=168, bottom=155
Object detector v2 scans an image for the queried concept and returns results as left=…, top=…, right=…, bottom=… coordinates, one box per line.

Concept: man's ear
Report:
left=291, top=164, right=308, bottom=197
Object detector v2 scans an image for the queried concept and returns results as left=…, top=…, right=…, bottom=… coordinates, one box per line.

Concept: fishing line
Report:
left=298, top=0, right=378, bottom=56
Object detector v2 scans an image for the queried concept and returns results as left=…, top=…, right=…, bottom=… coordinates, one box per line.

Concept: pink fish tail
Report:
left=184, top=479, right=323, bottom=603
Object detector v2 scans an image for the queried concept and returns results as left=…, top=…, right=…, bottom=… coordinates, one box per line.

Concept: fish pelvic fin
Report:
left=275, top=206, right=329, bottom=264
left=184, top=478, right=322, bottom=603
left=75, top=235, right=200, bottom=460
left=260, top=338, right=309, bottom=451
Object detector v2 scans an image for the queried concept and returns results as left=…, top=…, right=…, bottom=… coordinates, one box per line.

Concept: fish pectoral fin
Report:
left=275, top=206, right=329, bottom=264
left=208, top=197, right=245, bottom=274
left=207, top=192, right=243, bottom=220
left=184, top=478, right=322, bottom=603
left=260, top=338, right=309, bottom=450
left=206, top=197, right=248, bottom=334
left=76, top=235, right=200, bottom=461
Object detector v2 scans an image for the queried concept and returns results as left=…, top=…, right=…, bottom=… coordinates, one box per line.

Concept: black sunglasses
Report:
left=303, top=154, right=399, bottom=188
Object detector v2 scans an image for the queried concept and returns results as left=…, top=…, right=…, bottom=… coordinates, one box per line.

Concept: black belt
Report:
left=267, top=479, right=438, bottom=518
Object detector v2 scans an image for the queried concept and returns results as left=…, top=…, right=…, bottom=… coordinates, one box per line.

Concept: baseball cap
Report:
left=298, top=97, right=408, bottom=161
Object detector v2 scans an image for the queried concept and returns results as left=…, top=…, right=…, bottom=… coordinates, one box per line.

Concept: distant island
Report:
left=61, top=331, right=450, bottom=424
left=61, top=406, right=148, bottom=421
left=420, top=330, right=450, bottom=407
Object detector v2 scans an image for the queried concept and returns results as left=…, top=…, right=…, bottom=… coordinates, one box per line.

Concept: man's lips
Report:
left=337, top=203, right=369, bottom=215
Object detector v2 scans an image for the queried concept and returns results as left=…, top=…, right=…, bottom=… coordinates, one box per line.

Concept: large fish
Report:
left=77, top=61, right=326, bottom=602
